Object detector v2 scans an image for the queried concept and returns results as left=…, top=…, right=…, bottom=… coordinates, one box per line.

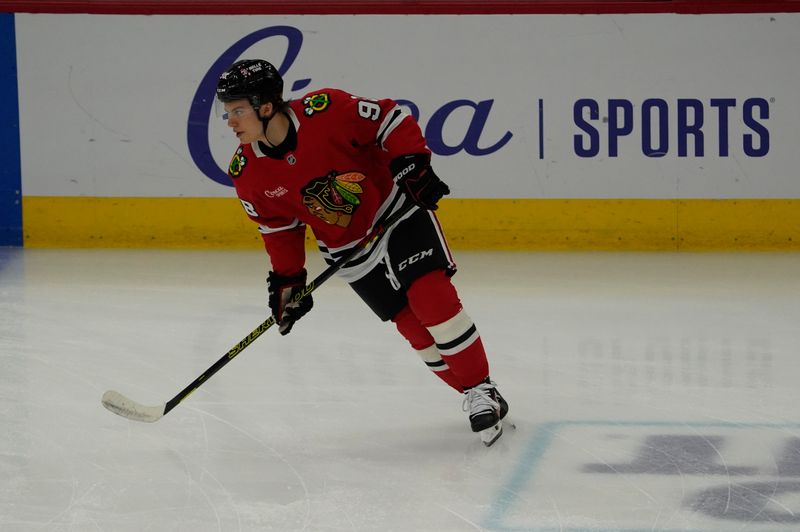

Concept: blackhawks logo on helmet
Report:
left=302, top=171, right=366, bottom=227
left=229, top=147, right=247, bottom=178
left=302, top=93, right=330, bottom=116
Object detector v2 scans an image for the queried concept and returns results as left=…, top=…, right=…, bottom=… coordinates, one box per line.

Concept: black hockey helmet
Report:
left=216, top=59, right=283, bottom=108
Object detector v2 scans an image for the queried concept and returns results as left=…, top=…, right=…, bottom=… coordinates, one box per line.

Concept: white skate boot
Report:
left=463, top=379, right=509, bottom=446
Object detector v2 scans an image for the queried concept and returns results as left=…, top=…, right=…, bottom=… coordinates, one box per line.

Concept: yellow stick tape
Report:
left=23, top=197, right=800, bottom=250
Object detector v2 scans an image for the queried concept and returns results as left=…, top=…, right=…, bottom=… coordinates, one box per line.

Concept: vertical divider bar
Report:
left=0, top=13, right=22, bottom=246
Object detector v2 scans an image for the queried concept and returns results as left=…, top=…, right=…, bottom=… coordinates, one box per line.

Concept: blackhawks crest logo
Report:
left=302, top=93, right=330, bottom=116
left=302, top=171, right=366, bottom=227
left=228, top=147, right=247, bottom=178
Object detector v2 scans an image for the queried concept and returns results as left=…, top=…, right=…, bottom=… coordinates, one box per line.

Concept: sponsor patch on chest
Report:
left=264, top=186, right=289, bottom=198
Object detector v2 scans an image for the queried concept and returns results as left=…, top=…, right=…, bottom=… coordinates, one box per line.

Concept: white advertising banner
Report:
left=16, top=13, right=800, bottom=199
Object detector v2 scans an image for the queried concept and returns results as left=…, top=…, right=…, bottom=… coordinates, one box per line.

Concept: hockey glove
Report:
left=267, top=269, right=313, bottom=336
left=390, top=153, right=450, bottom=210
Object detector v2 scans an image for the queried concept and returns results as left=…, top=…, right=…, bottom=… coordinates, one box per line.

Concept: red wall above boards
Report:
left=4, top=0, right=800, bottom=15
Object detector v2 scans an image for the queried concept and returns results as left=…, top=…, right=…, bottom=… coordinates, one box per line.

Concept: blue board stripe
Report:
left=0, top=13, right=22, bottom=246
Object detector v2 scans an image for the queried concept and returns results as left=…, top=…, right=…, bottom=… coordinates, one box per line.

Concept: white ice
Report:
left=1, top=248, right=800, bottom=531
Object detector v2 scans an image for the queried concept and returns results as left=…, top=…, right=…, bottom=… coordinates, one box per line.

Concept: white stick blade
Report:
left=101, top=390, right=165, bottom=423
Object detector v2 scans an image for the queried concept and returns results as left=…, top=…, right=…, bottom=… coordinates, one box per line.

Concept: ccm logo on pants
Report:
left=398, top=249, right=434, bottom=271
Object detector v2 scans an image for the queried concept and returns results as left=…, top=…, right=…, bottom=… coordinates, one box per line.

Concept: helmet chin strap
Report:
left=259, top=112, right=275, bottom=147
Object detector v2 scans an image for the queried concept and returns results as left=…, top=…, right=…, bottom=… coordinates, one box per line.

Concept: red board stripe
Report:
left=4, top=1, right=800, bottom=15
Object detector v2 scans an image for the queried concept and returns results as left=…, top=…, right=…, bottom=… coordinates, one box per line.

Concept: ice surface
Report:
left=1, top=248, right=799, bottom=531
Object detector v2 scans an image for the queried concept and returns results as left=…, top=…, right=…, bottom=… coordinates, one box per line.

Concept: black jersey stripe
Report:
left=377, top=108, right=404, bottom=148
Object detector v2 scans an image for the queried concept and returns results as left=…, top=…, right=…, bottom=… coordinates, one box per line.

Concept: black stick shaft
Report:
left=162, top=203, right=415, bottom=416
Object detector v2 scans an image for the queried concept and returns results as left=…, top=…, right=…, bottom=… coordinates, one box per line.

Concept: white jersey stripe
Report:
left=376, top=105, right=409, bottom=150
left=258, top=219, right=304, bottom=235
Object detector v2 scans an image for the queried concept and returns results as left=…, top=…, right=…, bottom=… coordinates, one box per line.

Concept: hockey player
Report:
left=215, top=59, right=508, bottom=445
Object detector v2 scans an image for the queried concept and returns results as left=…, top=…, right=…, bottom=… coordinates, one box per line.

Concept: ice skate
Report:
left=463, top=379, right=509, bottom=447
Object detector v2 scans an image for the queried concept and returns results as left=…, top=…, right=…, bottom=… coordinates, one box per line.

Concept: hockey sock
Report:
left=393, top=305, right=463, bottom=392
left=407, top=270, right=490, bottom=389
left=415, top=345, right=464, bottom=392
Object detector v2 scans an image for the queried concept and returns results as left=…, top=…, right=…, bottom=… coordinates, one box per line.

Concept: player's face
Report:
left=222, top=99, right=265, bottom=144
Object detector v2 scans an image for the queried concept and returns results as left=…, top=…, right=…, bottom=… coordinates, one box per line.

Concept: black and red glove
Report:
left=267, top=269, right=313, bottom=335
left=390, top=153, right=450, bottom=210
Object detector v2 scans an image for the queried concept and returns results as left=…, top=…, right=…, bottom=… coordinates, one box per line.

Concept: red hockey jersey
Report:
left=226, top=88, right=429, bottom=275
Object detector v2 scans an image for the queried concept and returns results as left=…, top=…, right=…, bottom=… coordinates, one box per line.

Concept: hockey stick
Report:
left=102, top=202, right=416, bottom=423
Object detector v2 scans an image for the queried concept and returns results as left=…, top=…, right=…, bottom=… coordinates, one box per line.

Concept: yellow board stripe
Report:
left=23, top=196, right=800, bottom=250
left=23, top=196, right=262, bottom=249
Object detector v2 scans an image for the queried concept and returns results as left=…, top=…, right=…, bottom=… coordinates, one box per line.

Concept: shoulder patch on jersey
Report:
left=302, top=92, right=331, bottom=117
left=229, top=146, right=248, bottom=178
left=301, top=170, right=365, bottom=228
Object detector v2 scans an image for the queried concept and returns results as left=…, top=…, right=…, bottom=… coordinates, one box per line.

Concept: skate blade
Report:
left=480, top=421, right=504, bottom=447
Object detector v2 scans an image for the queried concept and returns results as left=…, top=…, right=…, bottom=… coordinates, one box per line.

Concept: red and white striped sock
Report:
left=393, top=305, right=463, bottom=392
left=406, top=270, right=490, bottom=390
